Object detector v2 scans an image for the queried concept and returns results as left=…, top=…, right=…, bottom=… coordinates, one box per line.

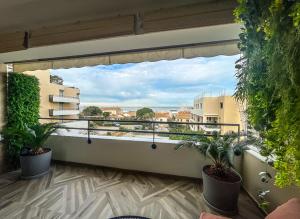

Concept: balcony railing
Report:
left=49, top=95, right=80, bottom=103
left=49, top=109, right=80, bottom=116
left=39, top=117, right=241, bottom=144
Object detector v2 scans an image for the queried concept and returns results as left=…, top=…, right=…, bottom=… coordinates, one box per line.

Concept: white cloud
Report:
left=51, top=55, right=238, bottom=106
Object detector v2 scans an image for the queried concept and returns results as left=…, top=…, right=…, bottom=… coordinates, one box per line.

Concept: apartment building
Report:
left=175, top=111, right=191, bottom=123
left=24, top=70, right=80, bottom=121
left=153, top=112, right=170, bottom=129
left=191, top=95, right=244, bottom=134
left=155, top=112, right=171, bottom=122
left=100, top=107, right=122, bottom=117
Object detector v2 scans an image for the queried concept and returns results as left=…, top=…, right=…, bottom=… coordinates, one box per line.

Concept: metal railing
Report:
left=39, top=117, right=241, bottom=145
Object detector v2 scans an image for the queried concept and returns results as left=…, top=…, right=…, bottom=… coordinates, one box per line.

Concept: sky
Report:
left=51, top=55, right=239, bottom=107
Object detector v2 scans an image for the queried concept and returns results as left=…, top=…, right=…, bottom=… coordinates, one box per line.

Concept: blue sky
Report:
left=51, top=55, right=238, bottom=107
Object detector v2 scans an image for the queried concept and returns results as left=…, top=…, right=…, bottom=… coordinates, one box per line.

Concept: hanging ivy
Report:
left=234, top=0, right=300, bottom=187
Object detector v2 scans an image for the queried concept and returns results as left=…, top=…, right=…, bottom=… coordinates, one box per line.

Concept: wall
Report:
left=202, top=97, right=220, bottom=119
left=242, top=150, right=300, bottom=212
left=0, top=64, right=6, bottom=173
left=220, top=96, right=242, bottom=134
left=46, top=135, right=206, bottom=178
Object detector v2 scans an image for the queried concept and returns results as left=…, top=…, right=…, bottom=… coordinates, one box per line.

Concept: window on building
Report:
left=220, top=102, right=223, bottom=109
left=59, top=89, right=64, bottom=97
left=59, top=103, right=64, bottom=110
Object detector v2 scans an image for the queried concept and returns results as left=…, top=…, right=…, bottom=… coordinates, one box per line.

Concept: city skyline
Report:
left=51, top=55, right=238, bottom=107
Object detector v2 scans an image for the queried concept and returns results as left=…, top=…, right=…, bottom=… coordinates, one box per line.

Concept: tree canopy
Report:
left=82, top=106, right=102, bottom=117
left=50, top=75, right=63, bottom=85
left=103, top=112, right=110, bottom=118
left=136, top=107, right=154, bottom=120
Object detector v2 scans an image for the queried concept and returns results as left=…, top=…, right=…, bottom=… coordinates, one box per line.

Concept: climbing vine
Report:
left=234, top=0, right=300, bottom=187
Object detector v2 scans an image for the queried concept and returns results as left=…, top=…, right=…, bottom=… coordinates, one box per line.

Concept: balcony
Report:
left=0, top=159, right=264, bottom=219
left=191, top=108, right=203, bottom=116
left=49, top=95, right=80, bottom=103
left=49, top=109, right=80, bottom=116
left=0, top=119, right=299, bottom=218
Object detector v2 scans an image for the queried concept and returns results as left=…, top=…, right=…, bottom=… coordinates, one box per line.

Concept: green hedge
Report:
left=7, top=73, right=40, bottom=129
left=4, top=73, right=40, bottom=168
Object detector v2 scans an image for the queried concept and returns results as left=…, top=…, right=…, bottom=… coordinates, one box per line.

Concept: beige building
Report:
left=191, top=95, right=245, bottom=134
left=122, top=111, right=136, bottom=118
left=24, top=70, right=80, bottom=121
left=100, top=107, right=122, bottom=117
left=154, top=112, right=171, bottom=129
left=155, top=112, right=171, bottom=122
left=175, top=111, right=191, bottom=123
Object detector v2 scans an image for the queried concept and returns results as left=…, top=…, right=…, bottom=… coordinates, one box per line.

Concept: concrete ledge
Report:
left=46, top=135, right=205, bottom=178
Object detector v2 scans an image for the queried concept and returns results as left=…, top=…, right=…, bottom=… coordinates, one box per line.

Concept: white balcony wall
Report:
left=51, top=95, right=79, bottom=103
left=50, top=110, right=80, bottom=116
left=46, top=135, right=207, bottom=178
left=242, top=150, right=300, bottom=212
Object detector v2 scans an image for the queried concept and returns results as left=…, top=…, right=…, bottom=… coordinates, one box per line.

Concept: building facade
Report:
left=175, top=111, right=191, bottom=123
left=191, top=95, right=245, bottom=134
left=24, top=70, right=80, bottom=121
left=100, top=107, right=122, bottom=117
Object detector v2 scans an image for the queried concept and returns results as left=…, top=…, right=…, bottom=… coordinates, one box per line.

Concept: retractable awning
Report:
left=0, top=0, right=240, bottom=70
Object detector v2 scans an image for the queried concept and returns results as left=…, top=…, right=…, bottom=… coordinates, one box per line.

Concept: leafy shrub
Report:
left=4, top=73, right=40, bottom=168
left=7, top=73, right=40, bottom=129
left=175, top=133, right=248, bottom=178
left=234, top=0, right=300, bottom=187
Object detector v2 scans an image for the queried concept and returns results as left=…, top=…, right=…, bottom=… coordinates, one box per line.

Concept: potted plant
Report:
left=176, top=133, right=247, bottom=215
left=2, top=123, right=57, bottom=179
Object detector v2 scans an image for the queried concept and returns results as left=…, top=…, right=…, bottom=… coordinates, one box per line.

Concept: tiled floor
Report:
left=0, top=163, right=264, bottom=219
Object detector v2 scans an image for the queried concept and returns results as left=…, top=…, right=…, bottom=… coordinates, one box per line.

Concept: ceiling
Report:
left=0, top=0, right=209, bottom=32
left=0, top=0, right=241, bottom=68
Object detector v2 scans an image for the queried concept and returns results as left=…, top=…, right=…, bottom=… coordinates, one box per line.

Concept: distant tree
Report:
left=50, top=75, right=63, bottom=85
left=82, top=106, right=102, bottom=117
left=103, top=112, right=110, bottom=119
left=136, top=107, right=154, bottom=120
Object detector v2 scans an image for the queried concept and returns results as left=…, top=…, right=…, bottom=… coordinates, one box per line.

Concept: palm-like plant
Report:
left=23, top=123, right=57, bottom=154
left=175, top=133, right=248, bottom=178
left=2, top=123, right=57, bottom=156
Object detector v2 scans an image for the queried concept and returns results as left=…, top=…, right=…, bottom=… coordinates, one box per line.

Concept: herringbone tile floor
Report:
left=0, top=163, right=264, bottom=219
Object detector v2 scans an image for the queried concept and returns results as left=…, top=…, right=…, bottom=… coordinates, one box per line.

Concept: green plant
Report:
left=2, top=127, right=27, bottom=168
left=4, top=73, right=40, bottom=168
left=175, top=133, right=247, bottom=178
left=81, top=106, right=102, bottom=117
left=136, top=107, right=154, bottom=120
left=2, top=123, right=57, bottom=156
left=160, top=126, right=205, bottom=140
left=23, top=123, right=57, bottom=154
left=103, top=112, right=110, bottom=119
left=7, top=73, right=40, bottom=129
left=235, top=0, right=300, bottom=187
